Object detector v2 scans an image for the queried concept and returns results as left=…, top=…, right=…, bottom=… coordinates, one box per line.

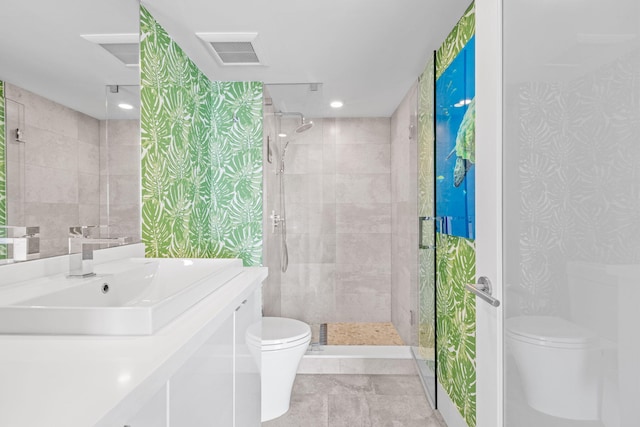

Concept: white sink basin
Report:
left=0, top=258, right=244, bottom=335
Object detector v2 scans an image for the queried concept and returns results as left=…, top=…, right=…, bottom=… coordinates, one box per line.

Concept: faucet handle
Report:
left=0, top=225, right=39, bottom=238
left=69, top=225, right=107, bottom=238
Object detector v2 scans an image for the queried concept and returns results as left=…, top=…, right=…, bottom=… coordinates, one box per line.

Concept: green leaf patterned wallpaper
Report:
left=436, top=2, right=475, bottom=80
left=424, top=3, right=476, bottom=427
left=140, top=6, right=263, bottom=265
left=0, top=81, right=5, bottom=259
left=436, top=233, right=476, bottom=427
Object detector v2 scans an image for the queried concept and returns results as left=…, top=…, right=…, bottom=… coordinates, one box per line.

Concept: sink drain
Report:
left=102, top=283, right=110, bottom=294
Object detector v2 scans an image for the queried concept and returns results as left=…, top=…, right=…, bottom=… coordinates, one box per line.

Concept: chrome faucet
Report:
left=68, top=226, right=131, bottom=277
left=0, top=226, right=40, bottom=262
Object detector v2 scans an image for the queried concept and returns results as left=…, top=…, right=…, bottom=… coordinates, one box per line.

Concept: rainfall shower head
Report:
left=276, top=111, right=314, bottom=134
left=295, top=119, right=314, bottom=133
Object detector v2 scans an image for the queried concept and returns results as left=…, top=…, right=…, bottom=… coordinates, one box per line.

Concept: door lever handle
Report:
left=465, top=276, right=500, bottom=307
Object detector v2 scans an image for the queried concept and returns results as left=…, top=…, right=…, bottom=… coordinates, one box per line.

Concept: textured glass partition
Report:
left=503, top=0, right=640, bottom=425
left=416, top=53, right=437, bottom=406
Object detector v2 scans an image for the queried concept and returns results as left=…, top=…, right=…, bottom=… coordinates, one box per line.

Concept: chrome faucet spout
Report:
left=67, top=226, right=131, bottom=277
left=0, top=226, right=40, bottom=262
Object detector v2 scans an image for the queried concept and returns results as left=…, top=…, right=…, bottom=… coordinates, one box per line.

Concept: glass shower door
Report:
left=415, top=53, right=437, bottom=407
left=502, top=0, right=640, bottom=425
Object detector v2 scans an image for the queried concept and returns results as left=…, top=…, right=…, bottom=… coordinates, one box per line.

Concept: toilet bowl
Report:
left=247, top=317, right=311, bottom=422
left=506, top=315, right=601, bottom=420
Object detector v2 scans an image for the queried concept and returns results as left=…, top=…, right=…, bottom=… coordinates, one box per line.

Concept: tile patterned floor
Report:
left=326, top=323, right=405, bottom=346
left=263, top=374, right=446, bottom=427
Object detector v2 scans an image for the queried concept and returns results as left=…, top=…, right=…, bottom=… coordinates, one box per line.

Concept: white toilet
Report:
left=247, top=317, right=311, bottom=422
left=506, top=315, right=602, bottom=420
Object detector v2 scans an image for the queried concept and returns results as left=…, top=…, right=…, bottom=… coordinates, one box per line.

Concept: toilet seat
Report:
left=506, top=316, right=596, bottom=349
left=247, top=317, right=311, bottom=351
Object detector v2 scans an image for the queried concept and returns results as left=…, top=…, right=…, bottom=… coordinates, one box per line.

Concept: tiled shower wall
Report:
left=270, top=117, right=392, bottom=324
left=390, top=82, right=419, bottom=346
left=4, top=83, right=101, bottom=257
left=99, top=119, right=141, bottom=240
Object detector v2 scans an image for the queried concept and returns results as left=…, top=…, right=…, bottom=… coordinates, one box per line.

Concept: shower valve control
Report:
left=270, top=210, right=283, bottom=233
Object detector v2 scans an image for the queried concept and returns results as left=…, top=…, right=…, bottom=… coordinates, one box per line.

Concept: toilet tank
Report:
left=566, top=261, right=618, bottom=344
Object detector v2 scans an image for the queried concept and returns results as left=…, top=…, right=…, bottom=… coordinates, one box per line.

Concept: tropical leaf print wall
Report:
left=434, top=3, right=476, bottom=427
left=0, top=81, right=5, bottom=259
left=436, top=2, right=475, bottom=80
left=210, top=81, right=263, bottom=266
left=140, top=6, right=263, bottom=265
left=436, top=234, right=476, bottom=427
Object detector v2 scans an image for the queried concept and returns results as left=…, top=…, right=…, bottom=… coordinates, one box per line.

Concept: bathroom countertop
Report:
left=0, top=266, right=266, bottom=427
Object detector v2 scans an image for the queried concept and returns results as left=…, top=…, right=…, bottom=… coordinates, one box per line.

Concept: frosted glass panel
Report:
left=503, top=1, right=640, bottom=426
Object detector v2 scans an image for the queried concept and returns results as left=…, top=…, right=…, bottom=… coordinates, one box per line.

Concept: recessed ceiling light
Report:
left=278, top=132, right=287, bottom=138
left=118, top=103, right=134, bottom=110
left=330, top=100, right=344, bottom=109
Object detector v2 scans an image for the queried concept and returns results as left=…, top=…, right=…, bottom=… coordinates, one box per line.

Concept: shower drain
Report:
left=319, top=323, right=328, bottom=345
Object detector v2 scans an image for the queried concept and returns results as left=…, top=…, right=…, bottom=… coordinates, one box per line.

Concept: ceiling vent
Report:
left=196, top=32, right=265, bottom=66
left=81, top=34, right=139, bottom=67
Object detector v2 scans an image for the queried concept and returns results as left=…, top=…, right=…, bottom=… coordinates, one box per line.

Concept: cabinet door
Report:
left=124, top=384, right=168, bottom=427
left=234, top=291, right=261, bottom=426
left=169, top=314, right=234, bottom=426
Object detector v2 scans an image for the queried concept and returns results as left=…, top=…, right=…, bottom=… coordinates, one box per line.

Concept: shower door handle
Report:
left=466, top=276, right=500, bottom=307
left=418, top=216, right=441, bottom=250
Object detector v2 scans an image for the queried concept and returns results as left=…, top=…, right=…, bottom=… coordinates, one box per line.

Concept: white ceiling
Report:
left=0, top=0, right=471, bottom=120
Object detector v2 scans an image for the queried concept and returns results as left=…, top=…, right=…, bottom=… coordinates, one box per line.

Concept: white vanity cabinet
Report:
left=125, top=288, right=261, bottom=427
left=0, top=245, right=267, bottom=427
left=169, top=312, right=235, bottom=426
left=234, top=290, right=261, bottom=426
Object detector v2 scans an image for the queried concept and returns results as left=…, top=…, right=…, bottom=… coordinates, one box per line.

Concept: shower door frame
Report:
left=475, top=0, right=504, bottom=426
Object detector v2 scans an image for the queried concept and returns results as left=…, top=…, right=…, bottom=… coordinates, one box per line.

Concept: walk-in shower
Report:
left=262, top=99, right=410, bottom=349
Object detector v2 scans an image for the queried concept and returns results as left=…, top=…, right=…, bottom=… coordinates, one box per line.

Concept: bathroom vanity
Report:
left=0, top=244, right=265, bottom=426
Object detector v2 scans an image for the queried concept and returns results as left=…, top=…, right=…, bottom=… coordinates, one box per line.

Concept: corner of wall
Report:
left=139, top=7, right=263, bottom=266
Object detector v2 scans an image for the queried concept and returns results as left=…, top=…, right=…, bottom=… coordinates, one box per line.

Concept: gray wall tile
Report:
left=335, top=174, right=390, bottom=204
left=265, top=117, right=393, bottom=325
left=336, top=203, right=391, bottom=234
left=78, top=173, right=100, bottom=205
left=77, top=112, right=100, bottom=146
left=336, top=118, right=391, bottom=145
left=24, top=164, right=78, bottom=204
left=77, top=141, right=100, bottom=175
left=336, top=144, right=391, bottom=174
left=107, top=144, right=141, bottom=176
left=7, top=84, right=78, bottom=139
left=336, top=233, right=391, bottom=266
left=284, top=143, right=324, bottom=174
left=287, top=234, right=336, bottom=264
left=24, top=127, right=77, bottom=170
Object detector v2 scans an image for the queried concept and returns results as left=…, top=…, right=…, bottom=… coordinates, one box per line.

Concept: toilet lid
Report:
left=247, top=317, right=311, bottom=347
left=506, top=316, right=595, bottom=345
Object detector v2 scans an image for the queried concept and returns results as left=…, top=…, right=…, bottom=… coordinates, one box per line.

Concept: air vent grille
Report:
left=99, top=43, right=139, bottom=67
left=210, top=42, right=259, bottom=64
left=196, top=32, right=265, bottom=66
left=80, top=34, right=139, bottom=67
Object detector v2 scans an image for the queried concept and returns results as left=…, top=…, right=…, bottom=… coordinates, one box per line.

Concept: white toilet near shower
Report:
left=506, top=315, right=601, bottom=420
left=247, top=316, right=311, bottom=422
left=506, top=261, right=625, bottom=425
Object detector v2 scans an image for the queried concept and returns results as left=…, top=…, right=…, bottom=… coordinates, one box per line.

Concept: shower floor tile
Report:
left=326, top=322, right=404, bottom=346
